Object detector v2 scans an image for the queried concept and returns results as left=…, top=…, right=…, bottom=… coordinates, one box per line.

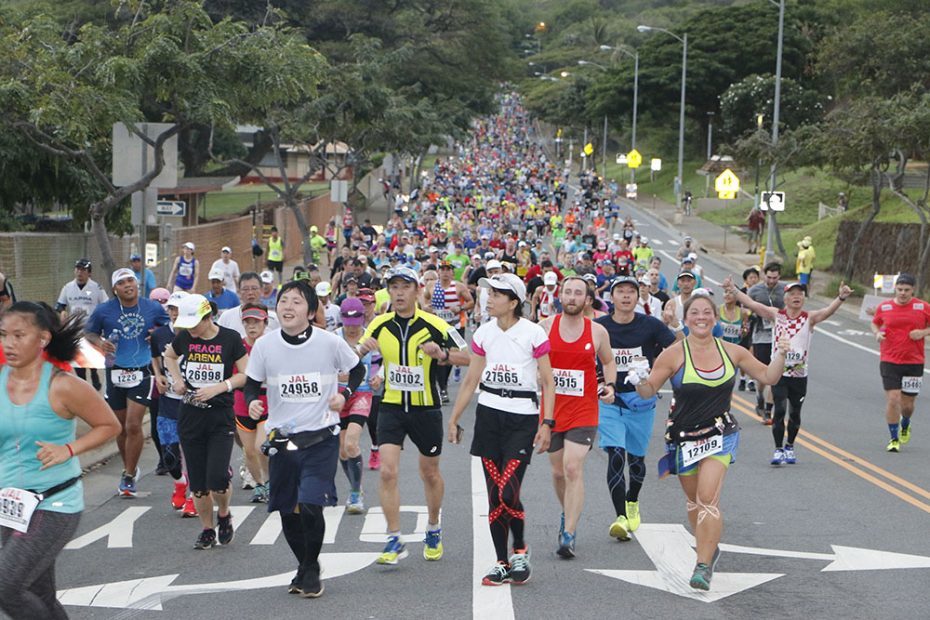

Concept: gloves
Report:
left=624, top=357, right=651, bottom=386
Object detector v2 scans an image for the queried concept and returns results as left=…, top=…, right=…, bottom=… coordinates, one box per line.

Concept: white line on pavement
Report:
left=651, top=239, right=664, bottom=246
left=472, top=456, right=514, bottom=619
left=667, top=239, right=679, bottom=246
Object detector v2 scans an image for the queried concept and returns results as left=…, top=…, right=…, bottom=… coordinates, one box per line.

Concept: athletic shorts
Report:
left=597, top=402, right=655, bottom=456
left=236, top=413, right=268, bottom=432
left=880, top=362, right=924, bottom=394
left=340, top=391, right=372, bottom=420
left=377, top=404, right=443, bottom=456
left=340, top=415, right=368, bottom=430
left=798, top=272, right=810, bottom=286
left=667, top=431, right=740, bottom=476
left=159, top=394, right=180, bottom=421
left=178, top=406, right=235, bottom=494
left=548, top=425, right=597, bottom=453
left=157, top=415, right=179, bottom=445
left=470, top=404, right=538, bottom=464
left=268, top=433, right=339, bottom=512
left=266, top=259, right=284, bottom=273
left=105, top=367, right=153, bottom=410
left=752, top=343, right=772, bottom=366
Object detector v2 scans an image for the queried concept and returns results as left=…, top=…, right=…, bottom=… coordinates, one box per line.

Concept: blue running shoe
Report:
left=377, top=535, right=408, bottom=565
left=423, top=528, right=443, bottom=560
left=556, top=531, right=576, bottom=559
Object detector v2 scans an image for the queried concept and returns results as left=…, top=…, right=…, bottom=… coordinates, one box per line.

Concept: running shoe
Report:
left=887, top=438, right=900, bottom=453
left=738, top=379, right=746, bottom=392
left=297, top=565, right=324, bottom=599
left=440, top=389, right=450, bottom=405
left=900, top=425, right=912, bottom=445
left=217, top=512, right=234, bottom=545
left=376, top=535, right=408, bottom=565
left=625, top=501, right=641, bottom=532
left=771, top=448, right=785, bottom=466
left=181, top=496, right=198, bottom=518
left=556, top=532, right=575, bottom=559
left=346, top=491, right=366, bottom=515
left=288, top=567, right=305, bottom=594
left=508, top=548, right=531, bottom=584
left=689, top=562, right=712, bottom=590
left=609, top=515, right=631, bottom=541
left=171, top=481, right=187, bottom=510
left=481, top=562, right=510, bottom=586
left=423, top=528, right=443, bottom=560
left=118, top=467, right=140, bottom=498
left=784, top=445, right=797, bottom=464
left=240, top=465, right=256, bottom=490
left=748, top=380, right=756, bottom=392
left=250, top=483, right=265, bottom=504
left=368, top=449, right=381, bottom=470
left=194, top=528, right=217, bottom=550
left=762, top=411, right=773, bottom=426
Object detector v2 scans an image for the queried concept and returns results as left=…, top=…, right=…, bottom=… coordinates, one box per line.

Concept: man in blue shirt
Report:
left=130, top=254, right=158, bottom=298
left=85, top=267, right=169, bottom=497
left=205, top=267, right=240, bottom=313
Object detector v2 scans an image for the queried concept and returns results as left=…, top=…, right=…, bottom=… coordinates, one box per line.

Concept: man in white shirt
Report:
left=210, top=246, right=241, bottom=292
left=315, top=282, right=342, bottom=331
left=56, top=258, right=108, bottom=389
left=635, top=276, right=663, bottom=317
left=218, top=272, right=280, bottom=336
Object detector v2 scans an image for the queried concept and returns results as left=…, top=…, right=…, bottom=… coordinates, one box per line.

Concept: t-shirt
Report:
left=217, top=305, right=281, bottom=337
left=150, top=324, right=182, bottom=408
left=747, top=282, right=785, bottom=344
left=873, top=297, right=930, bottom=365
left=206, top=288, right=240, bottom=312
left=171, top=326, right=246, bottom=409
left=322, top=302, right=342, bottom=332
left=56, top=279, right=108, bottom=317
left=85, top=298, right=169, bottom=368
left=596, top=313, right=676, bottom=394
left=471, top=318, right=550, bottom=415
left=210, top=259, right=240, bottom=292
left=246, top=328, right=359, bottom=433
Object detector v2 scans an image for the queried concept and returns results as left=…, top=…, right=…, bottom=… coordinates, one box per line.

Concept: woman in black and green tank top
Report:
left=626, top=294, right=788, bottom=592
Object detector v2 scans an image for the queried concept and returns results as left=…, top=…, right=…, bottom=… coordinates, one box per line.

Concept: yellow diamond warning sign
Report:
left=715, top=168, right=740, bottom=200
left=583, top=143, right=594, bottom=156
left=627, top=149, right=642, bottom=169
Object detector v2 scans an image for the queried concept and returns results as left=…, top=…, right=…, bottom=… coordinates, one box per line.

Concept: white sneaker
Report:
left=240, top=465, right=256, bottom=490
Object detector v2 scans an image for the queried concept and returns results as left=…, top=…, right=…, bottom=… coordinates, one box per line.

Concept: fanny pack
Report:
left=0, top=475, right=82, bottom=533
left=618, top=391, right=657, bottom=413
left=479, top=384, right=539, bottom=405
left=666, top=412, right=734, bottom=445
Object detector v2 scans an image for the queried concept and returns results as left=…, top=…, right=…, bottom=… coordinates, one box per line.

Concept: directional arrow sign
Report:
left=156, top=200, right=186, bottom=217
left=57, top=552, right=380, bottom=610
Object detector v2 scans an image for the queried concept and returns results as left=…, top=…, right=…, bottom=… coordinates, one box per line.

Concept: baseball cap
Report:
left=640, top=236, right=649, bottom=244
left=581, top=273, right=598, bottom=283
left=610, top=276, right=640, bottom=292
left=479, top=273, right=527, bottom=303
left=486, top=259, right=503, bottom=271
left=484, top=251, right=496, bottom=259
left=340, top=298, right=366, bottom=326
left=166, top=291, right=189, bottom=308
left=688, top=252, right=698, bottom=261
left=221, top=246, right=231, bottom=254
left=692, top=287, right=715, bottom=298
left=784, top=282, right=807, bottom=293
left=439, top=260, right=453, bottom=268
left=677, top=271, right=697, bottom=281
left=357, top=288, right=375, bottom=303
left=111, top=268, right=136, bottom=287
left=613, top=233, right=621, bottom=240
left=310, top=225, right=318, bottom=233
left=543, top=272, right=558, bottom=286
left=241, top=306, right=269, bottom=322
left=173, top=294, right=213, bottom=329
left=429, top=246, right=439, bottom=253
left=208, top=268, right=225, bottom=281
left=183, top=242, right=195, bottom=251
left=681, top=256, right=695, bottom=264
left=315, top=282, right=332, bottom=297
left=897, top=273, right=917, bottom=286
left=260, top=270, right=274, bottom=284
left=74, top=258, right=92, bottom=270
left=639, top=275, right=652, bottom=285
left=149, top=287, right=170, bottom=304
left=343, top=275, right=358, bottom=285
left=742, top=266, right=761, bottom=280
left=386, top=266, right=419, bottom=284
left=129, top=254, right=142, bottom=261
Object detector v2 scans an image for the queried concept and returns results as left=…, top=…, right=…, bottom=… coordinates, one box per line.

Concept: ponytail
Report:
left=7, top=301, right=84, bottom=362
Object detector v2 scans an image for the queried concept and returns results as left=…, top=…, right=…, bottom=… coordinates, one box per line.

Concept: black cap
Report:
left=75, top=258, right=92, bottom=270
left=610, top=276, right=640, bottom=292
left=677, top=271, right=697, bottom=280
left=897, top=273, right=917, bottom=287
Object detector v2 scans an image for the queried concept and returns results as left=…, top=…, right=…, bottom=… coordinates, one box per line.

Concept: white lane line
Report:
left=660, top=250, right=679, bottom=264
left=472, top=455, right=514, bottom=619
left=651, top=239, right=664, bottom=246
left=668, top=239, right=679, bottom=246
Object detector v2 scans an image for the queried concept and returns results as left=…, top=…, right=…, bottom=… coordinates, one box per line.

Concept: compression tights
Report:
left=483, top=457, right=528, bottom=563
left=606, top=447, right=645, bottom=516
left=280, top=503, right=326, bottom=579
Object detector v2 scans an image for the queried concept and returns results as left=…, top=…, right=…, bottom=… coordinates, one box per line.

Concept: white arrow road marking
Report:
left=586, top=524, right=783, bottom=602
left=57, top=552, right=380, bottom=610
left=65, top=507, right=150, bottom=549
left=821, top=546, right=930, bottom=572
left=668, top=239, right=679, bottom=246
left=472, top=455, right=514, bottom=619
left=359, top=505, right=432, bottom=543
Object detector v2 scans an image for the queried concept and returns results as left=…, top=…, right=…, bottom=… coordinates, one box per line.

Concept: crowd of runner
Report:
left=2, top=91, right=926, bottom=616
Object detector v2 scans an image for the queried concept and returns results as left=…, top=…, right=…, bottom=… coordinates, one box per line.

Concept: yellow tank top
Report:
left=268, top=236, right=283, bottom=261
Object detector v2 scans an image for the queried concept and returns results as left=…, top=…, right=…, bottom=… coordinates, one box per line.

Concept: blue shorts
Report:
left=268, top=433, right=339, bottom=512
left=664, top=432, right=740, bottom=477
left=598, top=402, right=655, bottom=456
left=798, top=272, right=810, bottom=285
left=157, top=415, right=179, bottom=445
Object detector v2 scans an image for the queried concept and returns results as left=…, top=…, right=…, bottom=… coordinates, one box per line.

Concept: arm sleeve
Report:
left=345, top=361, right=366, bottom=392
left=56, top=286, right=68, bottom=309
left=244, top=376, right=264, bottom=405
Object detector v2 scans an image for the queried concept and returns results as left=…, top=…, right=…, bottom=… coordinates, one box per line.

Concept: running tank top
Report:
left=268, top=237, right=283, bottom=261
left=718, top=304, right=743, bottom=344
left=538, top=286, right=559, bottom=320
left=547, top=315, right=598, bottom=431
left=773, top=309, right=812, bottom=378
left=432, top=282, right=464, bottom=328
left=668, top=339, right=738, bottom=442
left=0, top=362, right=83, bottom=513
left=175, top=256, right=196, bottom=290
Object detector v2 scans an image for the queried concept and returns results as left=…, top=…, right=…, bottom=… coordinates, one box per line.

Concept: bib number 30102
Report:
left=388, top=364, right=425, bottom=392
left=680, top=435, right=724, bottom=468
left=0, top=487, right=40, bottom=533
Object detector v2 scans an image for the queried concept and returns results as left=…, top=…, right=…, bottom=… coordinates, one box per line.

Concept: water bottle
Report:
left=453, top=366, right=462, bottom=383
left=104, top=330, right=120, bottom=368
left=262, top=422, right=295, bottom=457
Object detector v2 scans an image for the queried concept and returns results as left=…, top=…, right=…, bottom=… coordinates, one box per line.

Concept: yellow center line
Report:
left=729, top=394, right=930, bottom=515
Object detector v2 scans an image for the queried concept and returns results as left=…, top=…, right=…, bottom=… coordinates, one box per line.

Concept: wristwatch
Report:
left=541, top=418, right=555, bottom=429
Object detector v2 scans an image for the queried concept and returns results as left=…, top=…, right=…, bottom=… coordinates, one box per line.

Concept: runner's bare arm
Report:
left=592, top=322, right=618, bottom=387
left=458, top=283, right=474, bottom=311
left=723, top=276, right=777, bottom=320
left=448, top=352, right=485, bottom=443
left=635, top=344, right=682, bottom=399
left=43, top=372, right=121, bottom=468
left=724, top=337, right=788, bottom=385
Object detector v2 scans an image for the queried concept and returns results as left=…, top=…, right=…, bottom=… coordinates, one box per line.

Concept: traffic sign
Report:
left=761, top=191, right=786, bottom=211
left=627, top=149, right=642, bottom=169
left=583, top=143, right=594, bottom=156
left=616, top=153, right=627, bottom=165
left=650, top=158, right=662, bottom=171
left=715, top=169, right=740, bottom=200
left=155, top=200, right=186, bottom=217
left=625, top=183, right=638, bottom=199
left=144, top=243, right=158, bottom=268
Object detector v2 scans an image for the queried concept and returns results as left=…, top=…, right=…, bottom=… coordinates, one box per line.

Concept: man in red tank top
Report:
left=538, top=276, right=616, bottom=559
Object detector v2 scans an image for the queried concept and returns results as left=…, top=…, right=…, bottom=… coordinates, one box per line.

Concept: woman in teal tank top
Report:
left=623, top=294, right=788, bottom=592
left=0, top=302, right=120, bottom=620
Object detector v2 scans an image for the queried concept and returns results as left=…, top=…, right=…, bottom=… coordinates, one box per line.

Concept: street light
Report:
left=638, top=24, right=688, bottom=212
left=576, top=60, right=610, bottom=175
left=599, top=44, right=640, bottom=181
left=577, top=60, right=607, bottom=70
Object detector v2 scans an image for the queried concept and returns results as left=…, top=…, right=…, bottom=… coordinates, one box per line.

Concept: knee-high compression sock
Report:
left=280, top=513, right=305, bottom=564
left=606, top=447, right=628, bottom=516
left=786, top=404, right=803, bottom=446
left=299, top=503, right=326, bottom=571
left=889, top=423, right=899, bottom=440
left=626, top=455, right=646, bottom=502
left=346, top=455, right=363, bottom=492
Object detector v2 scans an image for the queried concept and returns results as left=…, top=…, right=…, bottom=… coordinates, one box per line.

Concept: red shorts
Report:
left=340, top=391, right=373, bottom=419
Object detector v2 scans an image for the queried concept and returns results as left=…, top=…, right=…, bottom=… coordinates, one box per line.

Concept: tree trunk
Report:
left=90, top=203, right=116, bottom=273
left=844, top=170, right=883, bottom=282
left=287, top=195, right=313, bottom=266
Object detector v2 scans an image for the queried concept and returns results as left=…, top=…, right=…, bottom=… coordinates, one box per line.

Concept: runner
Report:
left=245, top=280, right=366, bottom=597
left=232, top=303, right=270, bottom=503
left=870, top=273, right=930, bottom=452
left=746, top=263, right=786, bottom=424
left=627, top=293, right=789, bottom=590
left=205, top=267, right=240, bottom=312
left=85, top=268, right=168, bottom=497
left=266, top=226, right=284, bottom=283
left=430, top=260, right=474, bottom=404
left=538, top=276, right=617, bottom=558
left=163, top=294, right=248, bottom=549
left=55, top=258, right=107, bottom=390
left=357, top=266, right=469, bottom=565
left=259, top=271, right=278, bottom=307
left=210, top=246, right=241, bottom=292
left=448, top=272, right=555, bottom=585
left=596, top=276, right=678, bottom=541
left=725, top=278, right=851, bottom=464
left=316, top=282, right=342, bottom=332
left=217, top=272, right=281, bottom=336
left=168, top=242, right=199, bottom=293
left=0, top=302, right=121, bottom=620
left=359, top=289, right=384, bottom=470
left=531, top=271, right=561, bottom=322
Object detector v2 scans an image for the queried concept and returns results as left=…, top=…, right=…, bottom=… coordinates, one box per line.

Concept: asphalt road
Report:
left=52, top=201, right=930, bottom=620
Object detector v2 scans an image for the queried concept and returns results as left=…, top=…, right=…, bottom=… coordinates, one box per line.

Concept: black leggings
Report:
left=280, top=504, right=326, bottom=578
left=606, top=447, right=646, bottom=517
left=0, top=510, right=81, bottom=620
left=772, top=376, right=807, bottom=448
left=368, top=394, right=381, bottom=448
left=483, top=457, right=528, bottom=563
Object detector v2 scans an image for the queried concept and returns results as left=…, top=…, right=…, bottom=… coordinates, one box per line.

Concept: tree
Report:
left=719, top=74, right=824, bottom=142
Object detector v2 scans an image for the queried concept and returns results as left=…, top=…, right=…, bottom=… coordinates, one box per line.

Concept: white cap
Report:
left=315, top=282, right=332, bottom=297
left=111, top=268, right=136, bottom=287
left=518, top=240, right=527, bottom=247
left=543, top=272, right=558, bottom=286
left=640, top=236, right=649, bottom=244
left=221, top=246, right=232, bottom=254
left=688, top=252, right=698, bottom=260
left=183, top=241, right=195, bottom=251
left=613, top=233, right=621, bottom=239
left=479, top=273, right=527, bottom=303
left=486, top=259, right=503, bottom=271
left=174, top=294, right=213, bottom=329
left=208, top=267, right=225, bottom=281
left=166, top=291, right=189, bottom=308
left=260, top=270, right=274, bottom=284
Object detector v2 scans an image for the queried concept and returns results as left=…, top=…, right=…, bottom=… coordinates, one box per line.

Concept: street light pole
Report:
left=765, top=0, right=785, bottom=264
left=602, top=114, right=608, bottom=176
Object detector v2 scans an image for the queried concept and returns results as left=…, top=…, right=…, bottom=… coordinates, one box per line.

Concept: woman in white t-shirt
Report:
left=448, top=273, right=555, bottom=587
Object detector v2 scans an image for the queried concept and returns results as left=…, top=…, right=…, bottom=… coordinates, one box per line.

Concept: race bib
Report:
left=111, top=369, right=143, bottom=388
left=278, top=372, right=323, bottom=402
left=902, top=376, right=922, bottom=395
left=388, top=364, right=425, bottom=392
left=0, top=487, right=40, bottom=533
left=553, top=368, right=584, bottom=397
left=722, top=322, right=742, bottom=340
left=613, top=347, right=643, bottom=372
left=761, top=318, right=774, bottom=331
left=185, top=363, right=224, bottom=388
left=785, top=350, right=804, bottom=364
left=681, top=435, right=724, bottom=468
left=436, top=309, right=456, bottom=322
left=179, top=263, right=193, bottom=277
left=482, top=364, right=523, bottom=388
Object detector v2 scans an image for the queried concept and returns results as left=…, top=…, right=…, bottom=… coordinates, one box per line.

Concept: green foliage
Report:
left=719, top=74, right=824, bottom=141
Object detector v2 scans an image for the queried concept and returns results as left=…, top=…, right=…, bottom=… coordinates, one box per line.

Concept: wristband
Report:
left=341, top=388, right=353, bottom=400
left=66, top=443, right=74, bottom=457
left=442, top=348, right=451, bottom=362
left=225, top=379, right=233, bottom=393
